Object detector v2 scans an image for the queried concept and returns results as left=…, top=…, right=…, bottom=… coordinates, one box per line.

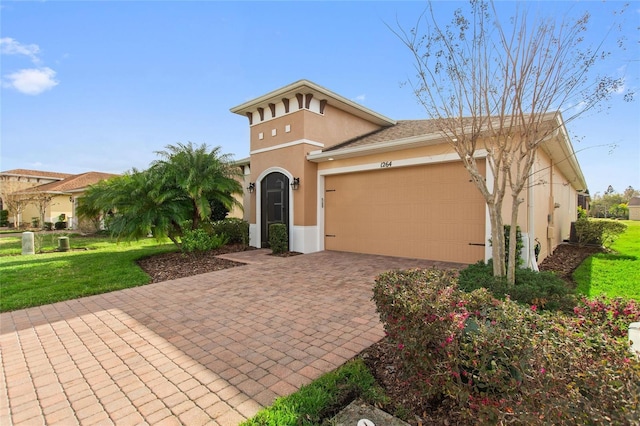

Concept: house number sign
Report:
left=380, top=161, right=392, bottom=168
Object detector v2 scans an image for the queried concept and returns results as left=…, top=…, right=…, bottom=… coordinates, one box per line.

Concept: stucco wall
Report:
left=248, top=103, right=382, bottom=153
left=247, top=144, right=318, bottom=226
left=529, top=149, right=578, bottom=262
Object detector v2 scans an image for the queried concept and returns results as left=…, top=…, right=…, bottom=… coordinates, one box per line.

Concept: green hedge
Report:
left=458, top=260, right=576, bottom=312
left=574, top=217, right=627, bottom=247
left=211, top=218, right=249, bottom=246
left=180, top=228, right=228, bottom=253
left=269, top=223, right=288, bottom=254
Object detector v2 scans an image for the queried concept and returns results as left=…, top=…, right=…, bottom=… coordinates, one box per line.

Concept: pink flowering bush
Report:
left=372, top=269, right=640, bottom=424
left=573, top=296, right=640, bottom=339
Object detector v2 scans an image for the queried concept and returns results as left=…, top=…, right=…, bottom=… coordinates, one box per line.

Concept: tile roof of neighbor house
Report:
left=1, top=169, right=73, bottom=180
left=629, top=197, right=640, bottom=206
left=19, top=172, right=119, bottom=194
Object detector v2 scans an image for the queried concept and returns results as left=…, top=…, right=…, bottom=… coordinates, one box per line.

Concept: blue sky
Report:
left=1, top=1, right=638, bottom=196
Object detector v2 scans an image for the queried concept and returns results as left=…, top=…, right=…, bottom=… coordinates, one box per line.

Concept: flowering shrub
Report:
left=373, top=269, right=640, bottom=424
left=573, top=296, right=640, bottom=339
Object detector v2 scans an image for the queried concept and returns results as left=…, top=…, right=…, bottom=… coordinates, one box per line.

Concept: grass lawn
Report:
left=0, top=234, right=177, bottom=312
left=241, top=359, right=386, bottom=426
left=574, top=220, right=640, bottom=300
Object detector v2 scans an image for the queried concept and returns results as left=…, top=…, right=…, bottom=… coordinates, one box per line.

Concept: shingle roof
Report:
left=19, top=172, right=119, bottom=194
left=629, top=197, right=640, bottom=207
left=1, top=169, right=73, bottom=180
left=323, top=120, right=437, bottom=151
left=322, top=118, right=482, bottom=152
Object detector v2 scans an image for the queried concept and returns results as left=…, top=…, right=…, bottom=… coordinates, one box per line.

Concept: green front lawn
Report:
left=0, top=234, right=177, bottom=312
left=241, top=359, right=386, bottom=426
left=574, top=220, right=640, bottom=300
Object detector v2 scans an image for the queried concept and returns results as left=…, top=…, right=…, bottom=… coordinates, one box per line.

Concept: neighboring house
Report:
left=0, top=169, right=117, bottom=228
left=230, top=80, right=588, bottom=265
left=578, top=190, right=590, bottom=211
left=629, top=197, right=640, bottom=221
left=0, top=169, right=72, bottom=226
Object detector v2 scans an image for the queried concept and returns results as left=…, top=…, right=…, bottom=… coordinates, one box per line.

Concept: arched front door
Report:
left=261, top=172, right=289, bottom=248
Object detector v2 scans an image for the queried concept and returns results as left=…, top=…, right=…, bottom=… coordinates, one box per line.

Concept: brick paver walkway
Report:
left=0, top=250, right=461, bottom=425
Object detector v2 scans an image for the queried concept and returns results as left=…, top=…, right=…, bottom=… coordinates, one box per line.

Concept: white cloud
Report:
left=354, top=94, right=366, bottom=102
left=1, top=37, right=60, bottom=95
left=0, top=37, right=41, bottom=64
left=4, top=67, right=58, bottom=95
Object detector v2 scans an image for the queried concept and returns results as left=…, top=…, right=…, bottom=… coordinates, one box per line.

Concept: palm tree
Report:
left=151, top=142, right=242, bottom=230
left=78, top=143, right=242, bottom=248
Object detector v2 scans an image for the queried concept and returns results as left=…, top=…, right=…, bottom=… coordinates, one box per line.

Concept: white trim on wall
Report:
left=250, top=139, right=324, bottom=155
left=291, top=226, right=318, bottom=254
left=249, top=223, right=258, bottom=248
left=484, top=163, right=494, bottom=263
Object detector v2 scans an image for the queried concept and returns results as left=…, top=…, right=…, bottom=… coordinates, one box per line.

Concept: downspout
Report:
left=528, top=154, right=539, bottom=271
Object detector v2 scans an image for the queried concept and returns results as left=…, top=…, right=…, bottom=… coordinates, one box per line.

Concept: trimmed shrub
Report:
left=269, top=223, right=288, bottom=254
left=372, top=269, right=640, bottom=424
left=181, top=228, right=229, bottom=253
left=43, top=222, right=53, bottom=231
left=54, top=221, right=67, bottom=230
left=458, top=260, right=576, bottom=312
left=211, top=218, right=249, bottom=246
left=574, top=217, right=627, bottom=247
left=1, top=210, right=10, bottom=226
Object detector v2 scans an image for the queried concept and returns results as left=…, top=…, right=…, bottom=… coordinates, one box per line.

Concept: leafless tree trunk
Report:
left=393, top=0, right=630, bottom=284
left=0, top=179, right=32, bottom=228
left=30, top=192, right=54, bottom=228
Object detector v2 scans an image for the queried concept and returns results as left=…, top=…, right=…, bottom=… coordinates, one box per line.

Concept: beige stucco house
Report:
left=230, top=80, right=587, bottom=266
left=629, top=197, right=640, bottom=221
left=0, top=169, right=117, bottom=229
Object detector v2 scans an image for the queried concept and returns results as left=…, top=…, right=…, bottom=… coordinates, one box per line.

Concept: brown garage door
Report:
left=324, top=161, right=486, bottom=264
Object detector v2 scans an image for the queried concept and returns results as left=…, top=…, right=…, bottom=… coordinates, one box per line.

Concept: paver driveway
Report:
left=0, top=250, right=461, bottom=425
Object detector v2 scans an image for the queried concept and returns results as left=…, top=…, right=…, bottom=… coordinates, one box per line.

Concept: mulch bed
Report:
left=538, top=242, right=604, bottom=284
left=136, top=243, right=252, bottom=283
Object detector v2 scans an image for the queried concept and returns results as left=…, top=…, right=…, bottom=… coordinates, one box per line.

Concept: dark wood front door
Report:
left=261, top=172, right=289, bottom=248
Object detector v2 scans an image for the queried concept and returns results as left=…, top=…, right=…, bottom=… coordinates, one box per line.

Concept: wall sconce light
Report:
left=554, top=202, right=561, bottom=209
left=247, top=182, right=255, bottom=193
left=69, top=196, right=73, bottom=202
left=291, top=177, right=300, bottom=190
